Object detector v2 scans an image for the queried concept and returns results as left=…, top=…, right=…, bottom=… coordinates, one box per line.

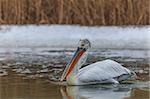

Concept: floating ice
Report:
left=0, top=25, right=149, bottom=49
left=0, top=69, right=8, bottom=76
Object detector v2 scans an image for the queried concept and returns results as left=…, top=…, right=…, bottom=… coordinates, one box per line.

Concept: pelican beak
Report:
left=60, top=47, right=86, bottom=81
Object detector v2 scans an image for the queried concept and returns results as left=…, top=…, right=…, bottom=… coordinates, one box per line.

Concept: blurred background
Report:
left=0, top=0, right=149, bottom=25
left=0, top=0, right=149, bottom=99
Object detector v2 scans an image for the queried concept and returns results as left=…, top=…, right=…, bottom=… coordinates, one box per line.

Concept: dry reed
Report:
left=0, top=0, right=149, bottom=25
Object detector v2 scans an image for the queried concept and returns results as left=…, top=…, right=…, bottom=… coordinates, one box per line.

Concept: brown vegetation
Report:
left=0, top=0, right=149, bottom=25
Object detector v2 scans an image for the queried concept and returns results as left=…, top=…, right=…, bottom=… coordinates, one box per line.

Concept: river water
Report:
left=0, top=48, right=149, bottom=99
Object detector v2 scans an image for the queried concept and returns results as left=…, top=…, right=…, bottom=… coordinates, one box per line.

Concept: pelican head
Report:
left=78, top=39, right=91, bottom=50
left=60, top=39, right=91, bottom=82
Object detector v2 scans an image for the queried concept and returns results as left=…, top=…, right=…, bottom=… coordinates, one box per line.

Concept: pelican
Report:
left=60, top=39, right=136, bottom=85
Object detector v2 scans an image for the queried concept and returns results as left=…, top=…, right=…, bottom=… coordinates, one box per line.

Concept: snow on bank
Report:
left=0, top=25, right=149, bottom=49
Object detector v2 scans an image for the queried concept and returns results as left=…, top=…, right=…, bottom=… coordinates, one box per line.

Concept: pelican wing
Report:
left=78, top=60, right=131, bottom=84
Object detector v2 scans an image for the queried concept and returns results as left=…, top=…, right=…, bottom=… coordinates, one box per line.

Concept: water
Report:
left=0, top=48, right=149, bottom=99
left=0, top=72, right=149, bottom=99
left=0, top=71, right=62, bottom=99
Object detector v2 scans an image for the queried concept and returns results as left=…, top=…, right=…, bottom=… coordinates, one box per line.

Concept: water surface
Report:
left=0, top=48, right=149, bottom=99
left=0, top=72, right=149, bottom=99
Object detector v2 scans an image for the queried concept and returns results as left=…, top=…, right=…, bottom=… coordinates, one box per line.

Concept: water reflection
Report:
left=61, top=84, right=131, bottom=99
left=60, top=83, right=149, bottom=99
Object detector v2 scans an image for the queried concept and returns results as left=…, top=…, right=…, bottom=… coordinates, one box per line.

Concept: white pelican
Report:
left=60, top=39, right=136, bottom=85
